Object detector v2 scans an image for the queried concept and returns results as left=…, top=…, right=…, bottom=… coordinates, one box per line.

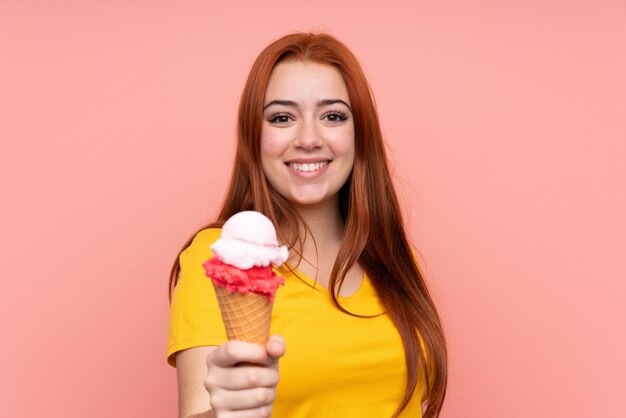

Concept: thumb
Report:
left=266, top=334, right=286, bottom=359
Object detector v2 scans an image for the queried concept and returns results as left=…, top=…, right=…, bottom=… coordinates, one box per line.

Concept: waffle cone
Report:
left=213, top=286, right=272, bottom=344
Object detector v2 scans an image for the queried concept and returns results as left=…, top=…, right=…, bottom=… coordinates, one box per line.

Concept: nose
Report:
left=294, top=117, right=323, bottom=150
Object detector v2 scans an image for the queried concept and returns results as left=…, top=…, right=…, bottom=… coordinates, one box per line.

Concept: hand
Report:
left=204, top=335, right=286, bottom=417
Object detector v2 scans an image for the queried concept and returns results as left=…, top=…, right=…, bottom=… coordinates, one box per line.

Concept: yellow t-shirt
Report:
left=168, top=228, right=425, bottom=417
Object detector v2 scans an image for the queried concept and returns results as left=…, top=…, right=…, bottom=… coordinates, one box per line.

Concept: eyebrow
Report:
left=262, top=99, right=352, bottom=111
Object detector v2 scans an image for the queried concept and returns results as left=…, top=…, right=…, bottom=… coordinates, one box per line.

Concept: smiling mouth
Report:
left=287, top=161, right=330, bottom=172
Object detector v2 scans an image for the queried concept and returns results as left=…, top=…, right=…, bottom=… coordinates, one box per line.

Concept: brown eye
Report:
left=268, top=113, right=293, bottom=124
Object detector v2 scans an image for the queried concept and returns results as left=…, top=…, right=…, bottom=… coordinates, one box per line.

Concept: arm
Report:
left=175, top=336, right=286, bottom=418
left=176, top=346, right=218, bottom=418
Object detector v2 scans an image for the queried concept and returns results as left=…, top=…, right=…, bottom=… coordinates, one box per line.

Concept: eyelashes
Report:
left=324, top=110, right=348, bottom=122
left=267, top=110, right=349, bottom=124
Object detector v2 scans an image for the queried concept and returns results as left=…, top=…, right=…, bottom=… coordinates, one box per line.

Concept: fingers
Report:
left=211, top=405, right=273, bottom=418
left=210, top=340, right=274, bottom=368
left=204, top=336, right=285, bottom=416
left=210, top=386, right=276, bottom=411
left=205, top=364, right=280, bottom=391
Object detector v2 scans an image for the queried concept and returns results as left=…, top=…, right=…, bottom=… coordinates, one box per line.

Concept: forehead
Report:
left=264, top=61, right=350, bottom=103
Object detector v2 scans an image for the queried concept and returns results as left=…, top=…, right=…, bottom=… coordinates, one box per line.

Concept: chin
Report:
left=287, top=192, right=338, bottom=208
left=289, top=196, right=324, bottom=206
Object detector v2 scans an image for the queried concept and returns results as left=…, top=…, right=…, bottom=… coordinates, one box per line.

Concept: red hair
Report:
left=170, top=32, right=447, bottom=417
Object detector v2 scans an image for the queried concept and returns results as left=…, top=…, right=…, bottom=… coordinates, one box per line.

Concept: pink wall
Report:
left=2, top=1, right=624, bottom=416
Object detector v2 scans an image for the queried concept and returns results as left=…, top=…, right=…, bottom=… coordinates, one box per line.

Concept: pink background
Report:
left=1, top=1, right=624, bottom=416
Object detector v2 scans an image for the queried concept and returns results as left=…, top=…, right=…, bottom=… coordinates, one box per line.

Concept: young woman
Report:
left=168, top=32, right=447, bottom=418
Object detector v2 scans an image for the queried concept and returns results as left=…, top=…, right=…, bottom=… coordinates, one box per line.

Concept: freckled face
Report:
left=260, top=61, right=355, bottom=208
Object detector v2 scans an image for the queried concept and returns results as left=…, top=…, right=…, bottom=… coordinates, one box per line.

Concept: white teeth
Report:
left=289, top=161, right=328, bottom=172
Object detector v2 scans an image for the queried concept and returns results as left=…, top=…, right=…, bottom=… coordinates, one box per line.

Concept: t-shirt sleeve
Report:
left=167, top=228, right=228, bottom=367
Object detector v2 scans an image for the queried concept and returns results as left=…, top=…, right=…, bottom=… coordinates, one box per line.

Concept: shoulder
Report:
left=190, top=227, right=222, bottom=247
left=182, top=228, right=222, bottom=254
left=178, top=227, right=222, bottom=270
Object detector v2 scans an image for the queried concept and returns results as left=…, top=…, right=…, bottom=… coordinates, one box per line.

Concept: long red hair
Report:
left=169, top=32, right=447, bottom=417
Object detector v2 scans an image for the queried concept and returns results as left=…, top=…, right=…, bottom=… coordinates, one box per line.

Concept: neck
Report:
left=294, top=197, right=344, bottom=244
left=280, top=196, right=345, bottom=268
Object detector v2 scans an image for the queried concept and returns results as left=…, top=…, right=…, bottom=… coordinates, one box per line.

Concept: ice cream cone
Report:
left=213, top=286, right=272, bottom=344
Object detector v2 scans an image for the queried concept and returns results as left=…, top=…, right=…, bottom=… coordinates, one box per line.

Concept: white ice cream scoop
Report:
left=210, top=211, right=289, bottom=270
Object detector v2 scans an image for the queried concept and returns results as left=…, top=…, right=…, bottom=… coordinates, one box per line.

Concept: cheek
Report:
left=260, top=134, right=291, bottom=179
left=260, top=130, right=293, bottom=158
left=327, top=127, right=355, bottom=157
